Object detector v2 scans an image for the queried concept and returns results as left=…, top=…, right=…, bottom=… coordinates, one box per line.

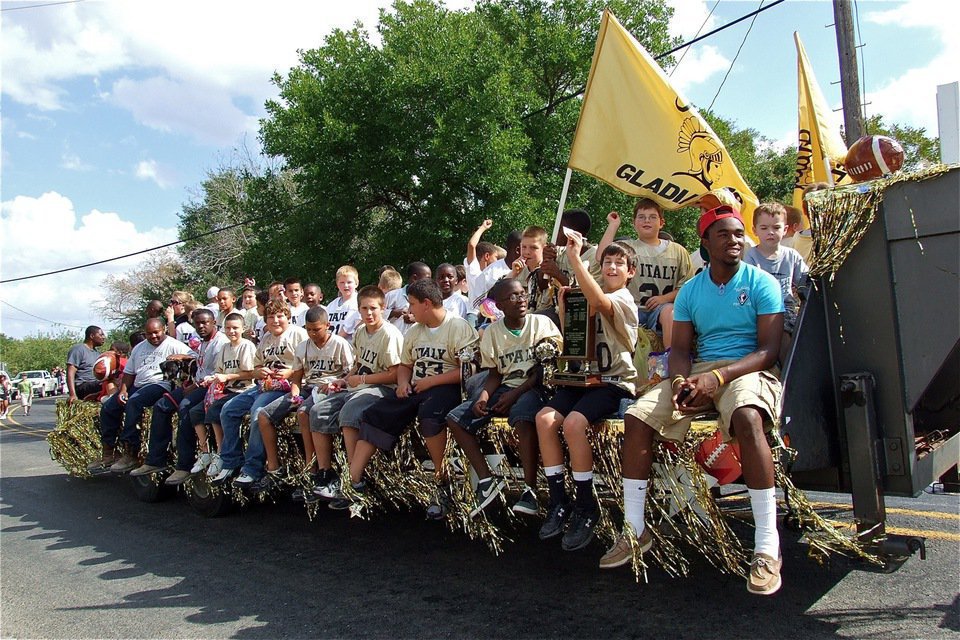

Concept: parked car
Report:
left=14, top=370, right=59, bottom=398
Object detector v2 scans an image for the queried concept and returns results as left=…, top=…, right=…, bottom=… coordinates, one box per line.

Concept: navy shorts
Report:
left=359, top=384, right=462, bottom=451
left=447, top=384, right=549, bottom=434
left=204, top=393, right=237, bottom=425
left=545, top=384, right=632, bottom=425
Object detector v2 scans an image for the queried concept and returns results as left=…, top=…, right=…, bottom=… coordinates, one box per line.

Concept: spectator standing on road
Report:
left=66, top=325, right=106, bottom=404
left=0, top=374, right=10, bottom=419
left=17, top=376, right=33, bottom=416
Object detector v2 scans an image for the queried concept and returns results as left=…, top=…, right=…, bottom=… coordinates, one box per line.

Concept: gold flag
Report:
left=568, top=9, right=758, bottom=232
left=794, top=31, right=850, bottom=210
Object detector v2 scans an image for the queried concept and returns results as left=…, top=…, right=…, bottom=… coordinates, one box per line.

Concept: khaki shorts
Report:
left=624, top=360, right=782, bottom=443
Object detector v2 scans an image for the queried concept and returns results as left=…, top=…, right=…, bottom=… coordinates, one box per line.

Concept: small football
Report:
left=93, top=351, right=118, bottom=381
left=694, top=430, right=742, bottom=485
left=844, top=135, right=905, bottom=182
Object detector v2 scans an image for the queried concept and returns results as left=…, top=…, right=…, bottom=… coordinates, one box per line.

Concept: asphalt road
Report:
left=1, top=398, right=958, bottom=639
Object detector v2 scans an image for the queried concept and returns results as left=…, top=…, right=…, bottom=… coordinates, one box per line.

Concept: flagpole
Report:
left=551, top=167, right=573, bottom=243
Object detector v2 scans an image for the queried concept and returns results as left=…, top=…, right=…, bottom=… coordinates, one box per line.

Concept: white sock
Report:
left=571, top=470, right=593, bottom=482
left=623, top=478, right=648, bottom=536
left=748, top=487, right=780, bottom=558
left=544, top=464, right=565, bottom=477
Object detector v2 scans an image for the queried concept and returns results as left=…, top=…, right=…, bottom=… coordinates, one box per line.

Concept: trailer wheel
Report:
left=186, top=475, right=232, bottom=517
left=130, top=472, right=174, bottom=503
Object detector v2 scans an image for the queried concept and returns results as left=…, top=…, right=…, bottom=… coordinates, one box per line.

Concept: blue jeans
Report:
left=219, top=386, right=284, bottom=473
left=146, top=385, right=206, bottom=470
left=99, top=383, right=169, bottom=451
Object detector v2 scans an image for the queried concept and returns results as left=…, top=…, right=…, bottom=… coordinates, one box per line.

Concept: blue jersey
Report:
left=674, top=263, right=783, bottom=361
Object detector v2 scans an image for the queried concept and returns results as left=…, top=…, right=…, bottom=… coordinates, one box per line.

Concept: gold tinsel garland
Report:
left=806, top=164, right=955, bottom=279
left=50, top=398, right=881, bottom=576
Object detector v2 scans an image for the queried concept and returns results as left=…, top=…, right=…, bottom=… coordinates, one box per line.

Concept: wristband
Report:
left=711, top=369, right=725, bottom=386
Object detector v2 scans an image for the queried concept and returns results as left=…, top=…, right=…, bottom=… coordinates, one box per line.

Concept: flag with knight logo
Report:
left=568, top=9, right=759, bottom=233
left=794, top=31, right=851, bottom=209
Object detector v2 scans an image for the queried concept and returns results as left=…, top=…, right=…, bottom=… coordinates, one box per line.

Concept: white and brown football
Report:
left=844, top=135, right=905, bottom=182
left=694, top=430, right=742, bottom=485
left=93, top=351, right=118, bottom=381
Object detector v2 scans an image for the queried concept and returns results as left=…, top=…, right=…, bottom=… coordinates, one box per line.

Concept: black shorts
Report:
left=75, top=381, right=101, bottom=399
left=359, top=384, right=462, bottom=451
left=545, top=384, right=632, bottom=425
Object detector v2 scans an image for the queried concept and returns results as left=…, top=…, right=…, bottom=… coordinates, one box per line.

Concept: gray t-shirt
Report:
left=66, top=343, right=100, bottom=384
left=744, top=246, right=808, bottom=327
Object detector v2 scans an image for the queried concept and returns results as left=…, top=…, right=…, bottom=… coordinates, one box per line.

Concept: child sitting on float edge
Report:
left=535, top=229, right=640, bottom=552
left=446, top=277, right=562, bottom=517
left=308, top=286, right=404, bottom=503
left=192, top=312, right=256, bottom=478
left=212, top=300, right=307, bottom=484
left=242, top=305, right=353, bottom=492
left=334, top=279, right=478, bottom=518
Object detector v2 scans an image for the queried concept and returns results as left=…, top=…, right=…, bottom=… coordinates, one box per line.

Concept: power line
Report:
left=1, top=0, right=83, bottom=12
left=708, top=0, right=765, bottom=111
left=520, top=0, right=786, bottom=120
left=1, top=1, right=786, bottom=285
left=0, top=213, right=264, bottom=284
left=669, top=0, right=721, bottom=78
left=0, top=299, right=86, bottom=329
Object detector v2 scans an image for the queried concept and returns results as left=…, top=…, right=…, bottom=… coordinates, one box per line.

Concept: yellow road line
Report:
left=807, top=501, right=960, bottom=521
left=830, top=521, right=960, bottom=542
left=0, top=423, right=47, bottom=438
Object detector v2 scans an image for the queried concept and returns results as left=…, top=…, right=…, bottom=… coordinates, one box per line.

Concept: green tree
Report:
left=862, top=114, right=940, bottom=170
left=260, top=0, right=678, bottom=282
left=0, top=331, right=81, bottom=374
left=96, top=250, right=187, bottom=334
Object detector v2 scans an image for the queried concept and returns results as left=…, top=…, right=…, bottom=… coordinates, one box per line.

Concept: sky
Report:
left=1, top=0, right=957, bottom=340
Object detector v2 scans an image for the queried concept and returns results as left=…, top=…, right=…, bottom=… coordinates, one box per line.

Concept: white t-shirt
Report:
left=195, top=330, right=230, bottom=382
left=124, top=337, right=194, bottom=389
left=442, top=294, right=469, bottom=319
left=325, top=296, right=361, bottom=341
left=464, top=257, right=512, bottom=309
left=385, top=286, right=415, bottom=336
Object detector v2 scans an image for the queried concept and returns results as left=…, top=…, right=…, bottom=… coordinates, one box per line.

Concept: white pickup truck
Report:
left=14, top=370, right=59, bottom=398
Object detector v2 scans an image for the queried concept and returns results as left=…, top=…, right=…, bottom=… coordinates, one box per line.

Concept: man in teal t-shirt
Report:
left=608, top=205, right=786, bottom=597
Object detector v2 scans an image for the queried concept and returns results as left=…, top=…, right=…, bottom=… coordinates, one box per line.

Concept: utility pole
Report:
left=833, top=0, right=863, bottom=145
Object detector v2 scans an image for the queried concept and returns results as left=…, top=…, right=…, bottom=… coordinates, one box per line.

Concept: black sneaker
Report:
left=538, top=502, right=570, bottom=540
left=561, top=504, right=599, bottom=551
left=251, top=469, right=284, bottom=493
left=293, top=473, right=320, bottom=502
left=470, top=476, right=506, bottom=518
left=329, top=481, right=365, bottom=511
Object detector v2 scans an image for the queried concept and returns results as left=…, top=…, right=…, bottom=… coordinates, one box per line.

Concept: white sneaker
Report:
left=206, top=454, right=223, bottom=478
left=191, top=452, right=211, bottom=474
left=210, top=467, right=234, bottom=484
left=233, top=472, right=255, bottom=486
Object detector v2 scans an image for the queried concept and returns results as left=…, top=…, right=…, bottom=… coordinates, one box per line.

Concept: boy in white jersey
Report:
left=598, top=198, right=692, bottom=348
left=535, top=233, right=640, bottom=551
left=447, top=277, right=562, bottom=517
left=325, top=265, right=362, bottom=341
left=241, top=306, right=353, bottom=490
left=337, top=279, right=478, bottom=518
left=285, top=277, right=309, bottom=326
left=212, top=300, right=307, bottom=484
left=313, top=286, right=404, bottom=504
left=539, top=209, right=604, bottom=327
left=436, top=262, right=469, bottom=319
left=191, top=312, right=256, bottom=478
